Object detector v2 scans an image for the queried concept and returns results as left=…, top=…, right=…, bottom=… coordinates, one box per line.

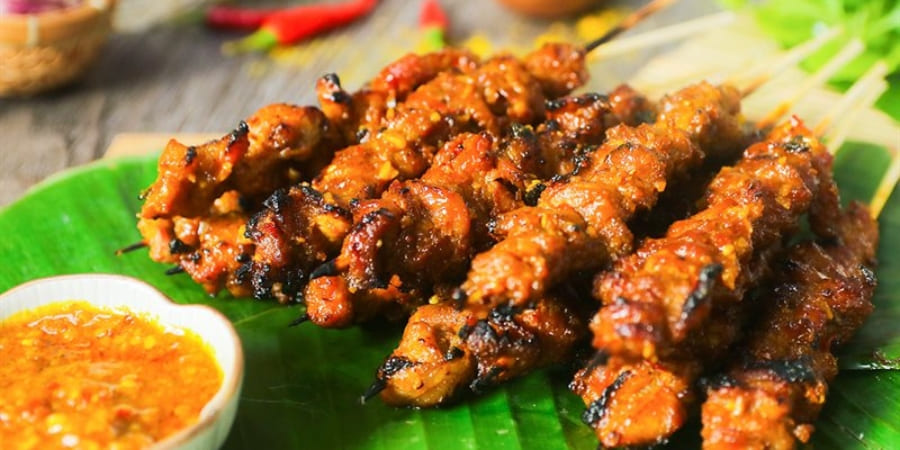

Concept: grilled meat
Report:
left=247, top=44, right=589, bottom=302
left=701, top=202, right=877, bottom=450
left=575, top=117, right=840, bottom=447
left=303, top=86, right=656, bottom=327
left=374, top=82, right=747, bottom=407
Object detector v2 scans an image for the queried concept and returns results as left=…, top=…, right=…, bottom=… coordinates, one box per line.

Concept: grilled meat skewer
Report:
left=304, top=86, right=656, bottom=327
left=701, top=202, right=878, bottom=449
left=373, top=81, right=748, bottom=407
left=574, top=116, right=840, bottom=447
left=247, top=43, right=589, bottom=302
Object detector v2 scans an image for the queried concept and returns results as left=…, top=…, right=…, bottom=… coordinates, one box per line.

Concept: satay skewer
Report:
left=364, top=27, right=855, bottom=408
left=131, top=1, right=743, bottom=297
left=302, top=20, right=844, bottom=328
left=700, top=150, right=898, bottom=449
left=575, top=57, right=889, bottom=448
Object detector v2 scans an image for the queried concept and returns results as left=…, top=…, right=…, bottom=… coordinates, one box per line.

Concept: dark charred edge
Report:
left=115, top=241, right=146, bottom=255
left=360, top=378, right=387, bottom=405
left=165, top=265, right=185, bottom=275
left=679, top=263, right=724, bottom=323
left=356, top=128, right=370, bottom=142
left=310, top=259, right=338, bottom=280
left=743, top=357, right=818, bottom=384
left=184, top=146, right=197, bottom=165
left=236, top=253, right=251, bottom=263
left=444, top=346, right=465, bottom=361
left=494, top=178, right=519, bottom=199
left=510, top=123, right=535, bottom=140
left=228, top=120, right=250, bottom=146
left=489, top=302, right=519, bottom=325
left=138, top=187, right=151, bottom=201
left=583, top=350, right=610, bottom=374
left=250, top=263, right=273, bottom=299
left=322, top=72, right=341, bottom=86
left=783, top=135, right=810, bottom=153
left=244, top=212, right=262, bottom=239
left=581, top=370, right=633, bottom=426
left=168, top=238, right=192, bottom=254
left=469, top=366, right=503, bottom=393
left=544, top=119, right=560, bottom=132
left=523, top=182, right=546, bottom=206
left=234, top=262, right=253, bottom=284
left=698, top=372, right=739, bottom=392
left=322, top=73, right=351, bottom=104
left=545, top=98, right=568, bottom=111
left=288, top=313, right=310, bottom=327
left=283, top=269, right=308, bottom=302
left=380, top=356, right=415, bottom=378
left=451, top=288, right=467, bottom=310
left=470, top=319, right=499, bottom=343
left=263, top=188, right=291, bottom=214
left=860, top=265, right=877, bottom=287
left=458, top=322, right=472, bottom=339
left=329, top=90, right=351, bottom=104
left=635, top=108, right=656, bottom=125
left=577, top=92, right=608, bottom=104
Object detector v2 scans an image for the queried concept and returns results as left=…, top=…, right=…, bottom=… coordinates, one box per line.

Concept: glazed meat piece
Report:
left=247, top=44, right=590, bottom=303
left=136, top=103, right=344, bottom=292
left=374, top=289, right=591, bottom=406
left=138, top=191, right=255, bottom=295
left=462, top=82, right=743, bottom=311
left=575, top=117, right=841, bottom=447
left=140, top=104, right=342, bottom=221
left=303, top=86, right=656, bottom=328
left=702, top=202, right=877, bottom=450
left=316, top=49, right=480, bottom=142
left=374, top=82, right=747, bottom=407
left=591, top=117, right=837, bottom=362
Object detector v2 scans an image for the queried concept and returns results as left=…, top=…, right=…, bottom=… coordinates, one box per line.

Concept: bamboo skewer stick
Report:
left=825, top=80, right=889, bottom=154
left=756, top=39, right=865, bottom=129
left=590, top=11, right=735, bottom=59
left=870, top=151, right=900, bottom=219
left=814, top=61, right=889, bottom=136
left=736, top=27, right=844, bottom=96
left=584, top=0, right=679, bottom=51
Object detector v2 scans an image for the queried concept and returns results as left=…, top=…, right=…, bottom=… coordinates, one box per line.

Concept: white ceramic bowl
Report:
left=0, top=273, right=244, bottom=450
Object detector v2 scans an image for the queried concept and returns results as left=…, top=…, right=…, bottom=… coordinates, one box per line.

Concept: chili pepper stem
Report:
left=421, top=27, right=446, bottom=52
left=222, top=29, right=279, bottom=55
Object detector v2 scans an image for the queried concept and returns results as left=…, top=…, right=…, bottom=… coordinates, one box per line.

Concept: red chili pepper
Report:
left=419, top=0, right=449, bottom=52
left=419, top=0, right=448, bottom=31
left=206, top=6, right=281, bottom=31
left=225, top=0, right=379, bottom=54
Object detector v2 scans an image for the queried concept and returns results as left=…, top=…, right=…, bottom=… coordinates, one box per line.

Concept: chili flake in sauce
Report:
left=0, top=301, right=223, bottom=449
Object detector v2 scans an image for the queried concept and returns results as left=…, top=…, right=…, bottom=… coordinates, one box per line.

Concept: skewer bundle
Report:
left=128, top=2, right=897, bottom=447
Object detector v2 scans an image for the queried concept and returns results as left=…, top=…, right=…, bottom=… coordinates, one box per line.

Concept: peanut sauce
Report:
left=0, top=301, right=222, bottom=449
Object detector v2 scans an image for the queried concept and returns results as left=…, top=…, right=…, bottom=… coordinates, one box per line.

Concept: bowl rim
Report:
left=0, top=273, right=244, bottom=449
left=0, top=0, right=117, bottom=46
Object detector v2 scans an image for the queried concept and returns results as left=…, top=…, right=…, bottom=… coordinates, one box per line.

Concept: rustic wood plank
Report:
left=0, top=0, right=721, bottom=207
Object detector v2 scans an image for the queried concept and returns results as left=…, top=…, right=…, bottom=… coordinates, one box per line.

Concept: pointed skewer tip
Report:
left=165, top=265, right=185, bottom=275
left=115, top=241, right=147, bottom=255
left=360, top=378, right=387, bottom=405
left=288, top=313, right=310, bottom=327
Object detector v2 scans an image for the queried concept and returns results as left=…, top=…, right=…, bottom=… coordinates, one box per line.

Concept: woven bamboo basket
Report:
left=0, top=0, right=116, bottom=96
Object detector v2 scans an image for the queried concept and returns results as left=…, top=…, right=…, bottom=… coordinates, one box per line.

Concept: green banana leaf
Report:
left=0, top=140, right=897, bottom=448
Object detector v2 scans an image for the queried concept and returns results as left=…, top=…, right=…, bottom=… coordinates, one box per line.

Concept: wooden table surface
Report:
left=0, top=0, right=717, bottom=207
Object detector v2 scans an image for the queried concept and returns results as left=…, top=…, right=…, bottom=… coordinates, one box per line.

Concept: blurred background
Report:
left=0, top=0, right=897, bottom=207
